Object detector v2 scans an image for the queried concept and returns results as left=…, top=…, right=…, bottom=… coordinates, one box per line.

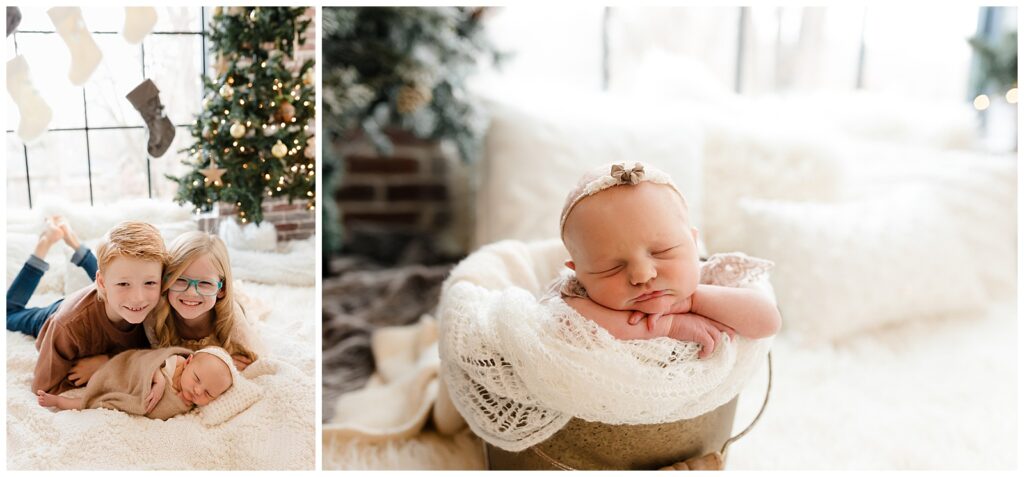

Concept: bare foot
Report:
left=54, top=216, right=81, bottom=250
left=36, top=390, right=59, bottom=408
left=33, top=217, right=64, bottom=259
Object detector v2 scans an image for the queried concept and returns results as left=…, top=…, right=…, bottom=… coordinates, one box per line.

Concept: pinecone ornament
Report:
left=396, top=83, right=432, bottom=114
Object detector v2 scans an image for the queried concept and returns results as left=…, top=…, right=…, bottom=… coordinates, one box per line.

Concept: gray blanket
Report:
left=321, top=257, right=452, bottom=421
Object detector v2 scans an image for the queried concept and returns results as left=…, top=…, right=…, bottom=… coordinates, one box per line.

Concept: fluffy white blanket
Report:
left=6, top=282, right=316, bottom=470
left=5, top=203, right=316, bottom=470
left=438, top=240, right=772, bottom=452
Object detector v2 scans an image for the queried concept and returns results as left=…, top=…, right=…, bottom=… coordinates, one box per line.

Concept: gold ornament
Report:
left=304, top=136, right=315, bottom=159
left=219, top=83, right=234, bottom=100
left=230, top=122, right=246, bottom=139
left=396, top=84, right=432, bottom=114
left=201, top=163, right=227, bottom=184
left=277, top=101, right=296, bottom=122
left=215, top=56, right=229, bottom=76
left=271, top=140, right=288, bottom=159
left=302, top=68, right=314, bottom=85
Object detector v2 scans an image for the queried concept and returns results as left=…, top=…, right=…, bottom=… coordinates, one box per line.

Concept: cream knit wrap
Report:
left=438, top=240, right=774, bottom=452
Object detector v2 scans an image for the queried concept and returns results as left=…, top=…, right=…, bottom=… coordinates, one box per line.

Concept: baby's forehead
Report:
left=568, top=182, right=689, bottom=223
left=193, top=353, right=231, bottom=376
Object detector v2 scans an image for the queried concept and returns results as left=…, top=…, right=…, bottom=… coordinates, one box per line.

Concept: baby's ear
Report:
left=564, top=260, right=576, bottom=271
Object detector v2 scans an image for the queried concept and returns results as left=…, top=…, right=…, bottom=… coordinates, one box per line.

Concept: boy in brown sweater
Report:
left=6, top=220, right=168, bottom=395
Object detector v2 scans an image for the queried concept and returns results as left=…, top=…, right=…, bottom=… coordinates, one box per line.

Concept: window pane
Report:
left=154, top=6, right=205, bottom=32
left=862, top=6, right=978, bottom=101
left=15, top=7, right=57, bottom=31
left=6, top=136, right=29, bottom=208
left=10, top=33, right=86, bottom=130
left=24, top=130, right=92, bottom=206
left=144, top=34, right=205, bottom=126
left=79, top=7, right=123, bottom=33
left=87, top=129, right=151, bottom=204
left=85, top=34, right=145, bottom=128
left=150, top=126, right=200, bottom=202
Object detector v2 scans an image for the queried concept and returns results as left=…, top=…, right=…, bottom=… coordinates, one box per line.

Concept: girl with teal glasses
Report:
left=146, top=231, right=263, bottom=370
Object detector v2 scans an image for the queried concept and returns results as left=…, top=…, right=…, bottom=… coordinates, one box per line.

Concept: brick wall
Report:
left=335, top=129, right=472, bottom=261
left=198, top=197, right=315, bottom=241
left=204, top=7, right=316, bottom=243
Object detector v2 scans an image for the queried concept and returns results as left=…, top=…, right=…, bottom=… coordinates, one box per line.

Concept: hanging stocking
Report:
left=47, top=7, right=102, bottom=86
left=7, top=56, right=53, bottom=144
left=126, top=79, right=175, bottom=157
left=123, top=7, right=157, bottom=44
left=7, top=6, right=21, bottom=36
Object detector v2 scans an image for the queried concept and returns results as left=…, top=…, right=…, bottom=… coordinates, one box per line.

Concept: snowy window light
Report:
left=5, top=7, right=207, bottom=208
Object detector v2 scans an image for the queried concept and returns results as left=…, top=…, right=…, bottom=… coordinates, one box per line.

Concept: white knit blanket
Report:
left=438, top=239, right=773, bottom=452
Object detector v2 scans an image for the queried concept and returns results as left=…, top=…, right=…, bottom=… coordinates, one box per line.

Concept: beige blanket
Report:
left=324, top=316, right=466, bottom=441
left=83, top=347, right=193, bottom=420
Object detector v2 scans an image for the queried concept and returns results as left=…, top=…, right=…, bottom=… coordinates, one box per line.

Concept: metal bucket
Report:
left=485, top=397, right=738, bottom=470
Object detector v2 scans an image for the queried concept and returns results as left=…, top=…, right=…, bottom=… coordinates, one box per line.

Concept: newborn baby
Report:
left=556, top=162, right=781, bottom=358
left=37, top=346, right=234, bottom=420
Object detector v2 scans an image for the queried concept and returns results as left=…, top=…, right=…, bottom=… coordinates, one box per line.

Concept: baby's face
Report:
left=563, top=182, right=700, bottom=314
left=179, top=353, right=233, bottom=407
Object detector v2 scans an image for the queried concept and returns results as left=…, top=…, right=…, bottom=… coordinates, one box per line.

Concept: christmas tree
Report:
left=169, top=7, right=316, bottom=224
left=322, top=7, right=502, bottom=255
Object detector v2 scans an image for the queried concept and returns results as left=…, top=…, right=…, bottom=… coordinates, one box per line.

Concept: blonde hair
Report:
left=151, top=231, right=258, bottom=362
left=95, top=221, right=168, bottom=301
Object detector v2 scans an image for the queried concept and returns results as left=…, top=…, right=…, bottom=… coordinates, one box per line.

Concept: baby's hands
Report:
left=69, top=354, right=109, bottom=386
left=145, top=369, right=166, bottom=414
left=670, top=313, right=735, bottom=359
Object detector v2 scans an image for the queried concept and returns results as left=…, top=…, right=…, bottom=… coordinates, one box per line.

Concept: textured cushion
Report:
left=472, top=88, right=704, bottom=249
left=6, top=232, right=67, bottom=295
left=700, top=118, right=848, bottom=254
left=736, top=186, right=988, bottom=342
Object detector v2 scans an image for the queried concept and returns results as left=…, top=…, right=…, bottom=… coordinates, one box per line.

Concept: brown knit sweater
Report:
left=34, top=284, right=149, bottom=394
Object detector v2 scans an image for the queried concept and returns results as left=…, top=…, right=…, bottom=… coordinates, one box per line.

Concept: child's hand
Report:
left=145, top=369, right=166, bottom=414
left=69, top=354, right=109, bottom=386
left=231, top=354, right=252, bottom=371
left=666, top=313, right=735, bottom=359
left=37, top=390, right=59, bottom=408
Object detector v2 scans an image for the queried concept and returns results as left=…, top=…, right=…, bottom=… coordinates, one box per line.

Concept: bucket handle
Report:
left=720, top=351, right=773, bottom=459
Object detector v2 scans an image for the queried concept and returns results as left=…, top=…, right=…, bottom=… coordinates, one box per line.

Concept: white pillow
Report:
left=736, top=186, right=988, bottom=343
left=6, top=232, right=67, bottom=295
left=472, top=87, right=705, bottom=249
left=219, top=219, right=278, bottom=252
left=700, top=118, right=848, bottom=254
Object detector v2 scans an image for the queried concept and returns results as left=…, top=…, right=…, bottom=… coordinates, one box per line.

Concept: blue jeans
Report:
left=6, top=246, right=97, bottom=338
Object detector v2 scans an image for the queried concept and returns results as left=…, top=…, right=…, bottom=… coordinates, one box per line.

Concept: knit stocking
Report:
left=6, top=56, right=53, bottom=144
left=7, top=6, right=21, bottom=36
left=126, top=79, right=175, bottom=157
left=47, top=7, right=102, bottom=86
left=123, top=7, right=157, bottom=44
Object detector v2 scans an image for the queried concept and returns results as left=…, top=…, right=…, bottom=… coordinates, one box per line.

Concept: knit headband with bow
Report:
left=559, top=161, right=686, bottom=236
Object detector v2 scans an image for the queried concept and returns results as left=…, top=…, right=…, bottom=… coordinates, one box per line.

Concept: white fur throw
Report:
left=438, top=239, right=772, bottom=452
